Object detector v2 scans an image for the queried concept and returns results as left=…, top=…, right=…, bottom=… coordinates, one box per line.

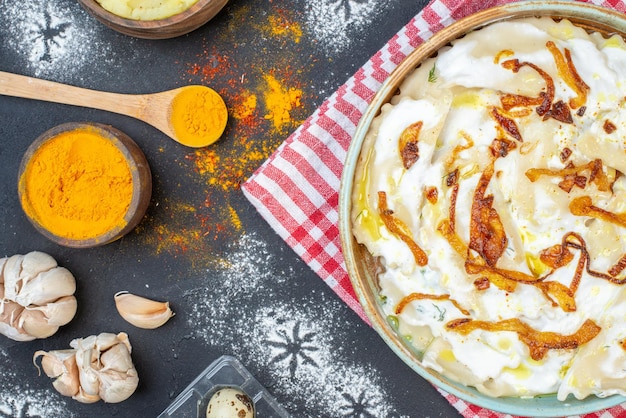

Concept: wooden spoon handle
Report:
left=0, top=71, right=147, bottom=118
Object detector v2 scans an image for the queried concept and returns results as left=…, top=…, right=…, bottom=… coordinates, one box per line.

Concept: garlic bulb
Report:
left=33, top=332, right=139, bottom=403
left=0, top=251, right=77, bottom=341
left=114, top=291, right=174, bottom=329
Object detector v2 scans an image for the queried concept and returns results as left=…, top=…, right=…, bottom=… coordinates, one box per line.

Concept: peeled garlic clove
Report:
left=114, top=291, right=174, bottom=329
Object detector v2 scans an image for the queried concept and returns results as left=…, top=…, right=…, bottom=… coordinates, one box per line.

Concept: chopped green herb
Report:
left=433, top=304, right=446, bottom=321
left=428, top=64, right=437, bottom=83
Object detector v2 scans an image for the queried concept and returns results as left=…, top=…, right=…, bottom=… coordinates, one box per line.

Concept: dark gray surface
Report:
left=0, top=0, right=462, bottom=416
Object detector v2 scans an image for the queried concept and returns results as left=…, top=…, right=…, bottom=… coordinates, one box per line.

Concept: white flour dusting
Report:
left=304, top=0, right=393, bottom=56
left=0, top=389, right=73, bottom=418
left=0, top=1, right=115, bottom=80
left=212, top=232, right=288, bottom=294
left=185, top=231, right=397, bottom=417
left=0, top=362, right=73, bottom=418
left=246, top=305, right=395, bottom=416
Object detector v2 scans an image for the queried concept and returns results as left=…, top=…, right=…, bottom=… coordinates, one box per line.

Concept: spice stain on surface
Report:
left=231, top=92, right=258, bottom=121
left=266, top=12, right=303, bottom=43
left=140, top=196, right=244, bottom=266
left=229, top=205, right=242, bottom=231
left=154, top=224, right=202, bottom=256
left=189, top=145, right=269, bottom=192
left=262, top=73, right=303, bottom=134
left=146, top=201, right=202, bottom=257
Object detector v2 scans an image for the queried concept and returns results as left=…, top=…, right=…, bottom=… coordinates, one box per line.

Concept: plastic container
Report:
left=158, top=355, right=290, bottom=418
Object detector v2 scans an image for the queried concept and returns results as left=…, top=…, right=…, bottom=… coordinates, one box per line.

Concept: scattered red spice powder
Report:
left=266, top=9, right=303, bottom=42
left=184, top=11, right=308, bottom=192
left=143, top=7, right=314, bottom=260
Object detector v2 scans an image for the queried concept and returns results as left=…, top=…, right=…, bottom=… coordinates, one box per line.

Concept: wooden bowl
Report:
left=18, top=122, right=152, bottom=248
left=339, top=1, right=626, bottom=416
left=78, top=0, right=228, bottom=39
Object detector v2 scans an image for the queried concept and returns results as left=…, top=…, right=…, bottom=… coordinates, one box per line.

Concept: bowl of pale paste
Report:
left=78, top=0, right=228, bottom=39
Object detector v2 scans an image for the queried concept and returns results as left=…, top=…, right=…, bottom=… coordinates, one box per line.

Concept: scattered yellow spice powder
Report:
left=229, top=205, right=242, bottom=230
left=231, top=93, right=257, bottom=120
left=267, top=14, right=303, bottom=42
left=263, top=73, right=303, bottom=134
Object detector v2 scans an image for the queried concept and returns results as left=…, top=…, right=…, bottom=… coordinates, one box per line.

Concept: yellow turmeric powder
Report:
left=170, top=86, right=228, bottom=148
left=19, top=127, right=134, bottom=240
left=262, top=74, right=302, bottom=134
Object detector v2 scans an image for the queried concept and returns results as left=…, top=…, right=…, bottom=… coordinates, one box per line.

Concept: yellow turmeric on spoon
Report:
left=169, top=85, right=228, bottom=148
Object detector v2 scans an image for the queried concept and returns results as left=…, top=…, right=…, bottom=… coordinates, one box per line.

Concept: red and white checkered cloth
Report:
left=241, top=0, right=626, bottom=416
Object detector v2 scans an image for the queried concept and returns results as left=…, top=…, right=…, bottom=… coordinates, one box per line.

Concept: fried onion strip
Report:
left=437, top=219, right=468, bottom=258
left=395, top=293, right=470, bottom=316
left=446, top=317, right=601, bottom=361
left=464, top=259, right=552, bottom=294
left=526, top=159, right=610, bottom=192
left=398, top=121, right=423, bottom=170
left=491, top=107, right=523, bottom=142
left=540, top=244, right=574, bottom=269
left=501, top=58, right=554, bottom=116
left=570, top=196, right=626, bottom=228
left=609, top=254, right=626, bottom=277
left=558, top=232, right=626, bottom=285
left=546, top=41, right=589, bottom=110
left=378, top=191, right=428, bottom=266
left=446, top=169, right=459, bottom=231
left=469, top=163, right=508, bottom=266
left=534, top=281, right=577, bottom=312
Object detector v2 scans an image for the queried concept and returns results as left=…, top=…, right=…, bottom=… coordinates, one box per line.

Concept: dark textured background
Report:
left=0, top=0, right=462, bottom=416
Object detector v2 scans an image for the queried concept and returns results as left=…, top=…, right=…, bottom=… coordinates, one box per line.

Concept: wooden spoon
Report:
left=0, top=71, right=225, bottom=148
